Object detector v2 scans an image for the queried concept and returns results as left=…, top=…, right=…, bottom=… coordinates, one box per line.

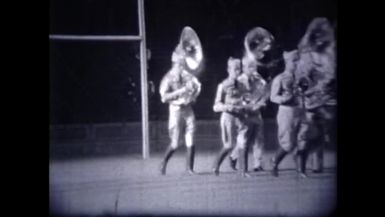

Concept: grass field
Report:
left=50, top=150, right=336, bottom=217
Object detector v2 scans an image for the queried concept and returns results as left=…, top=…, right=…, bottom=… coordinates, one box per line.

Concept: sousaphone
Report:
left=244, top=27, right=274, bottom=63
left=172, top=26, right=204, bottom=77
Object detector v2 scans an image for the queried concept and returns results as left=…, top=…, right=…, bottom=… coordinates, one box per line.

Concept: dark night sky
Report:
left=49, top=0, right=337, bottom=124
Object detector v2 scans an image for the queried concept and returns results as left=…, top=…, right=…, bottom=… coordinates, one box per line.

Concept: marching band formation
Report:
left=159, top=17, right=336, bottom=178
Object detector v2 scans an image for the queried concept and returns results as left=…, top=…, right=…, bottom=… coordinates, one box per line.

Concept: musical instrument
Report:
left=295, top=18, right=336, bottom=110
left=172, top=26, right=204, bottom=77
left=240, top=27, right=274, bottom=110
left=169, top=27, right=203, bottom=105
left=244, top=27, right=275, bottom=63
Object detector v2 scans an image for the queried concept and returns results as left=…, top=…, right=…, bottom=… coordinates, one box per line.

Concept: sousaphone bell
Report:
left=172, top=26, right=204, bottom=77
left=244, top=27, right=274, bottom=63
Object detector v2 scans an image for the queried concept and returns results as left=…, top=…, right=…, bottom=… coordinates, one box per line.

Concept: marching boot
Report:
left=228, top=148, right=238, bottom=171
left=297, top=150, right=308, bottom=178
left=293, top=150, right=300, bottom=173
left=312, top=148, right=324, bottom=173
left=271, top=148, right=287, bottom=177
left=213, top=148, right=231, bottom=176
left=239, top=148, right=250, bottom=177
left=229, top=156, right=237, bottom=171
left=159, top=146, right=176, bottom=175
left=186, top=146, right=196, bottom=175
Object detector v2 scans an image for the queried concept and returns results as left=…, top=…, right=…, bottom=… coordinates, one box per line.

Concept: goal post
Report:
left=49, top=0, right=150, bottom=159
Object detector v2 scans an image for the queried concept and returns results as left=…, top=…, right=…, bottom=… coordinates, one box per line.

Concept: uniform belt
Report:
left=224, top=111, right=242, bottom=118
left=170, top=104, right=191, bottom=109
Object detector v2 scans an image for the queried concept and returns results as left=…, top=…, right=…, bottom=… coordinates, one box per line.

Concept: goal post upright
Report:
left=138, top=0, right=150, bottom=159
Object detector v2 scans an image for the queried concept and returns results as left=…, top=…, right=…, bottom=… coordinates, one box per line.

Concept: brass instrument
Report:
left=295, top=18, right=336, bottom=110
left=244, top=27, right=275, bottom=63
left=241, top=27, right=274, bottom=110
left=172, top=26, right=204, bottom=77
left=170, top=26, right=203, bottom=105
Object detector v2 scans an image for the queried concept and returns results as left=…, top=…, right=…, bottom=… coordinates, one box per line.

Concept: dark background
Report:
left=49, top=0, right=337, bottom=124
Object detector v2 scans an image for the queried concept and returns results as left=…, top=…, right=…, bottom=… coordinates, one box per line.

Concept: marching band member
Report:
left=212, top=57, right=244, bottom=176
left=159, top=53, right=201, bottom=175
